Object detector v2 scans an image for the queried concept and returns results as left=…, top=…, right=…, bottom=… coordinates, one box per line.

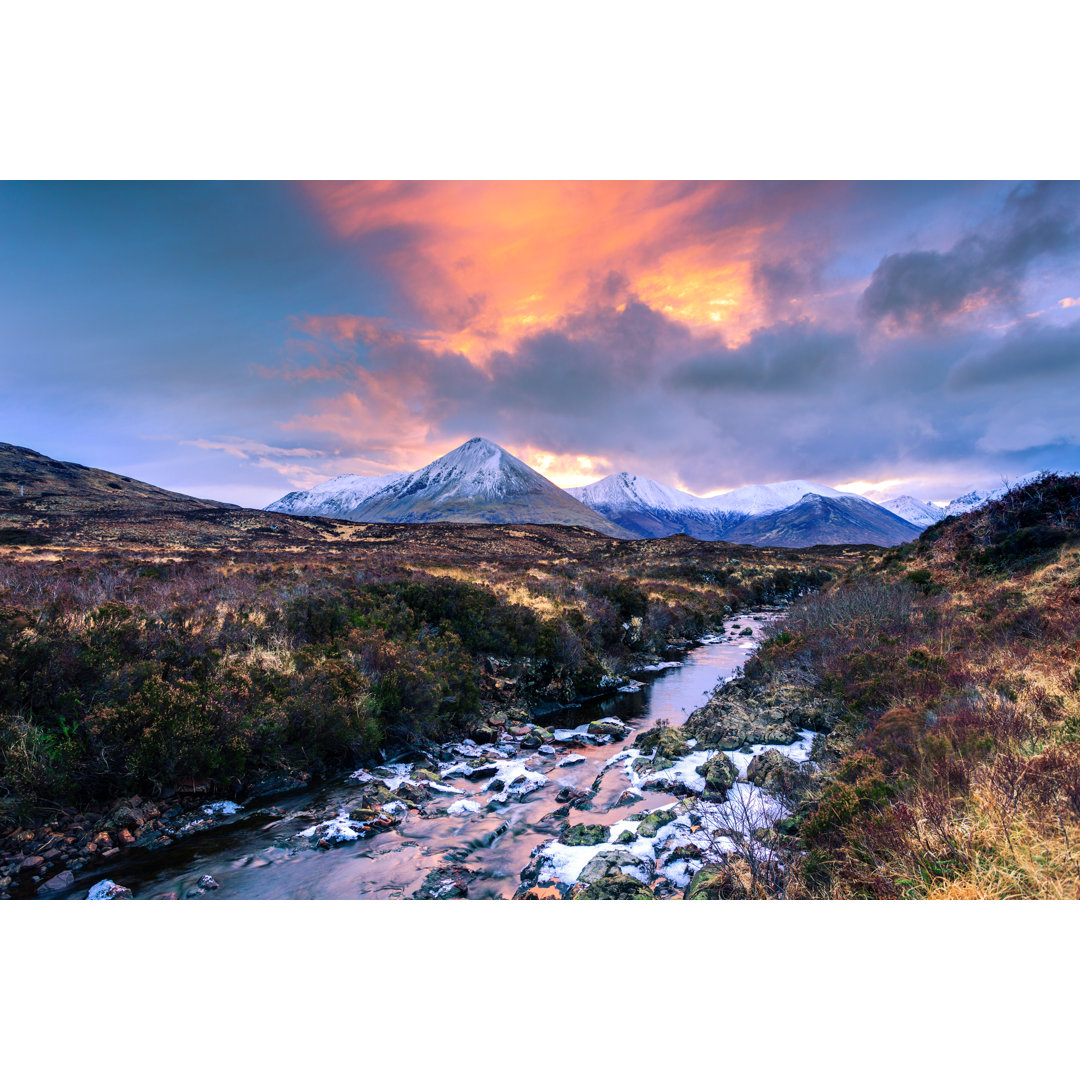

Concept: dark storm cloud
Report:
left=668, top=322, right=856, bottom=394
left=949, top=318, right=1080, bottom=390
left=859, top=181, right=1080, bottom=329
left=752, top=257, right=823, bottom=314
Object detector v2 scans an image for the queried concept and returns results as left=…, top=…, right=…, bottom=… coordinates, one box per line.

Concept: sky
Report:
left=1, top=180, right=1078, bottom=508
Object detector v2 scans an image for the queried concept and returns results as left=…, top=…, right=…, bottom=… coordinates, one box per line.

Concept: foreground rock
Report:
left=696, top=755, right=738, bottom=799
left=413, top=866, right=476, bottom=900
left=746, top=748, right=806, bottom=795
left=579, top=848, right=654, bottom=886
left=576, top=873, right=655, bottom=900
left=87, top=879, right=133, bottom=900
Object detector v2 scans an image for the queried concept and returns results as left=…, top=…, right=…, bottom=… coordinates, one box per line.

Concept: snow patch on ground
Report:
left=447, top=799, right=483, bottom=815
left=724, top=728, right=817, bottom=777
left=631, top=749, right=716, bottom=792
left=201, top=800, right=242, bottom=817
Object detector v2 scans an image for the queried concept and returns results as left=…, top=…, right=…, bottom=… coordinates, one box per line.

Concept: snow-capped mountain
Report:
left=944, top=472, right=1043, bottom=518
left=568, top=473, right=860, bottom=541
left=722, top=493, right=923, bottom=548
left=567, top=472, right=734, bottom=539
left=879, top=495, right=947, bottom=530
left=704, top=479, right=849, bottom=518
left=266, top=438, right=633, bottom=537
left=265, top=471, right=408, bottom=517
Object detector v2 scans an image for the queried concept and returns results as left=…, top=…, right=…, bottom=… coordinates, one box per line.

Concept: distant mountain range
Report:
left=566, top=472, right=919, bottom=545
left=266, top=438, right=930, bottom=547
left=268, top=442, right=1070, bottom=548
left=0, top=438, right=1057, bottom=552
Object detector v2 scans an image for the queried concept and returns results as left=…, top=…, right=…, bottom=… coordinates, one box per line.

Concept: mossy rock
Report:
left=575, top=873, right=655, bottom=900
left=685, top=862, right=749, bottom=900
left=531, top=726, right=554, bottom=742
left=615, top=830, right=636, bottom=845
left=664, top=844, right=702, bottom=864
left=637, top=807, right=677, bottom=837
left=561, top=822, right=611, bottom=846
left=746, top=749, right=803, bottom=795
left=635, top=726, right=690, bottom=760
left=696, top=755, right=738, bottom=798
left=588, top=719, right=630, bottom=739
left=411, top=768, right=442, bottom=784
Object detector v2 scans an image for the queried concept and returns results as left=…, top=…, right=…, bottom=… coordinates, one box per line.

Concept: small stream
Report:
left=65, top=609, right=809, bottom=899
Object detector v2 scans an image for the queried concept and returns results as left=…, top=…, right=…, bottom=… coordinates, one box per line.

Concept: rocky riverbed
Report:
left=8, top=608, right=831, bottom=900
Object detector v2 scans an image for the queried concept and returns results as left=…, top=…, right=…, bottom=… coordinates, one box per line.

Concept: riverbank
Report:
left=747, top=474, right=1080, bottom=899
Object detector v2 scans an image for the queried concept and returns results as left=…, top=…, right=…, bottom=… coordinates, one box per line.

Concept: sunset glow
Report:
left=2, top=180, right=1078, bottom=508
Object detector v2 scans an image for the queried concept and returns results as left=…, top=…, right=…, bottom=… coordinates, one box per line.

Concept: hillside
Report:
left=0, top=442, right=233, bottom=511
left=744, top=473, right=1080, bottom=898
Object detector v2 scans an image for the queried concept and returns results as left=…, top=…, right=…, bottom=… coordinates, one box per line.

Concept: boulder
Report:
left=555, top=786, right=590, bottom=806
left=107, top=805, right=146, bottom=832
left=685, top=859, right=751, bottom=900
left=696, top=755, right=738, bottom=799
left=637, top=807, right=678, bottom=838
left=746, top=749, right=804, bottom=795
left=588, top=718, right=631, bottom=739
left=576, top=873, right=655, bottom=900
left=560, top=823, right=611, bottom=846
left=413, top=866, right=474, bottom=900
left=37, top=870, right=74, bottom=896
left=578, top=848, right=654, bottom=886
left=633, top=725, right=690, bottom=760
left=87, top=879, right=133, bottom=900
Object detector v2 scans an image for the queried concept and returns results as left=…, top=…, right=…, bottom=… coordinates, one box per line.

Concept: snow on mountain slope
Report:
left=342, top=438, right=633, bottom=536
left=567, top=472, right=703, bottom=513
left=264, top=471, right=408, bottom=517
left=704, top=479, right=849, bottom=517
left=722, top=493, right=923, bottom=548
left=567, top=472, right=731, bottom=539
left=879, top=495, right=947, bottom=530
left=944, top=472, right=1043, bottom=518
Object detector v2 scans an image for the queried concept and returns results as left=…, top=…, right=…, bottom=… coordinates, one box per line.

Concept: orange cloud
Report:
left=299, top=181, right=788, bottom=362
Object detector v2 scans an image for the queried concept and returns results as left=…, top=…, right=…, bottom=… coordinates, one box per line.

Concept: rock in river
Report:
left=560, top=823, right=611, bottom=846
left=87, top=879, right=133, bottom=900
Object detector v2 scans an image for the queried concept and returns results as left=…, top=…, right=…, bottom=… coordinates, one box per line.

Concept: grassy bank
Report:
left=749, top=474, right=1080, bottom=898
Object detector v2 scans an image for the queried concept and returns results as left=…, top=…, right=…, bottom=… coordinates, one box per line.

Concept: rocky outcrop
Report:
left=684, top=679, right=833, bottom=749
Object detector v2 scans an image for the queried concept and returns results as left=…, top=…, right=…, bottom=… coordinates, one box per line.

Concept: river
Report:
left=66, top=609, right=811, bottom=899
